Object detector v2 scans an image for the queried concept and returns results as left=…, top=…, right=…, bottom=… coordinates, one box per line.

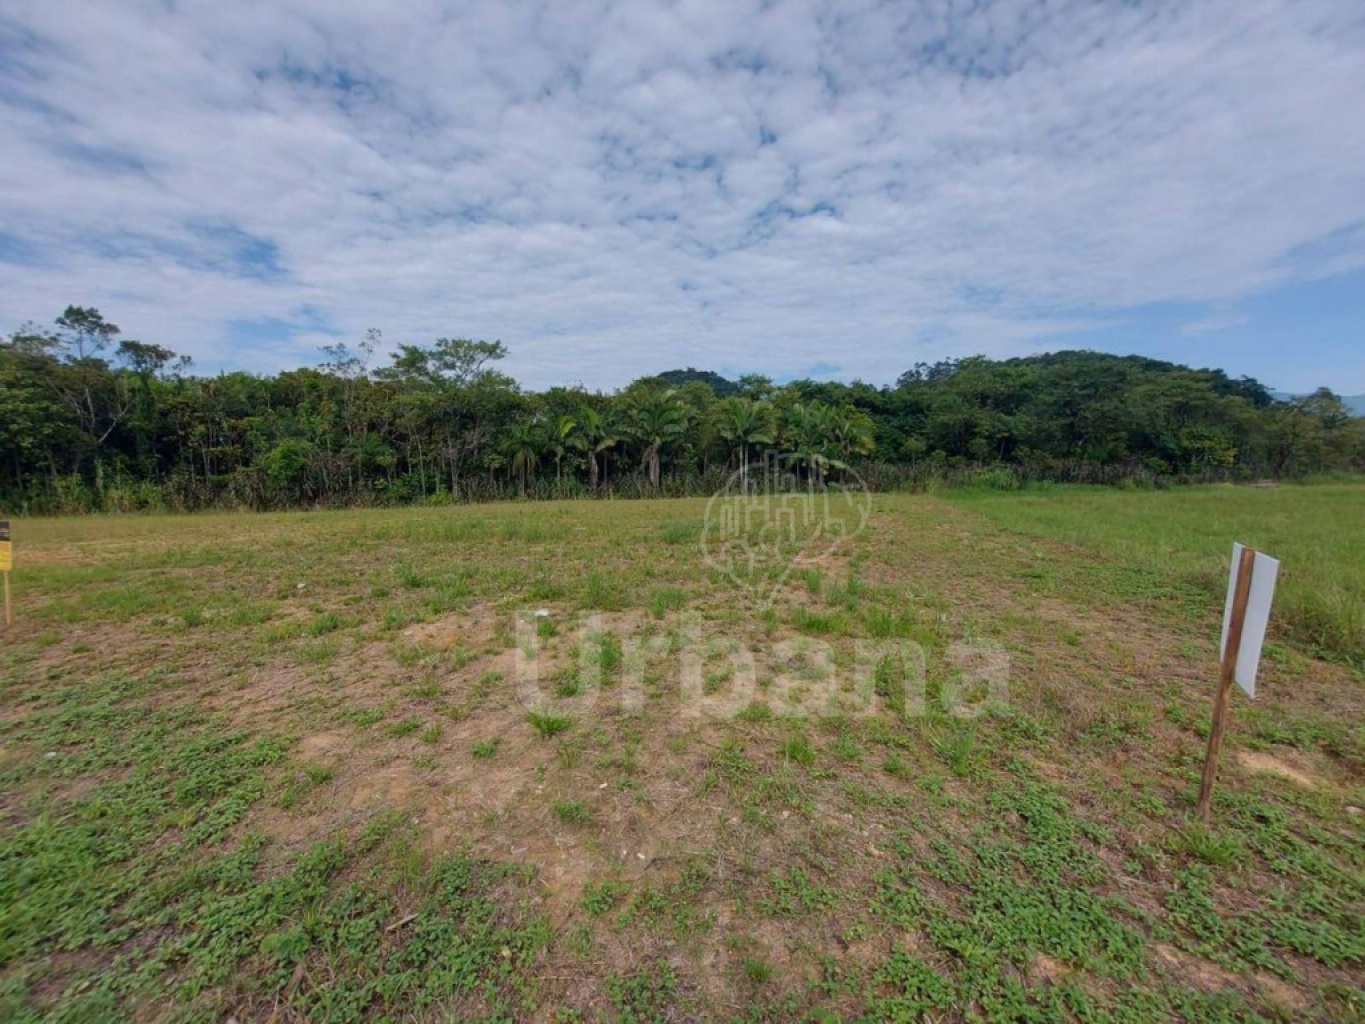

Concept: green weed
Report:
left=553, top=800, right=592, bottom=825
left=528, top=711, right=572, bottom=737
left=387, top=716, right=423, bottom=737
left=649, top=586, right=688, bottom=617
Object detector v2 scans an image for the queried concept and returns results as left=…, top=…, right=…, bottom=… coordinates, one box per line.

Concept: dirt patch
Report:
left=1152, top=943, right=1239, bottom=991
left=1029, top=952, right=1069, bottom=983
left=1236, top=749, right=1320, bottom=788
left=349, top=761, right=444, bottom=809
left=234, top=607, right=723, bottom=928
left=1254, top=972, right=1309, bottom=1013
left=297, top=731, right=346, bottom=759
left=401, top=601, right=504, bottom=652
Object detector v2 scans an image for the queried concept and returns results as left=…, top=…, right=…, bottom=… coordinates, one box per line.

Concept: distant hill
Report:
left=645, top=369, right=1365, bottom=413
left=1272, top=391, right=1365, bottom=415
left=651, top=368, right=741, bottom=396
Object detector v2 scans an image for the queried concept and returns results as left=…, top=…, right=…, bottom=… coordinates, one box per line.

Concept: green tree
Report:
left=378, top=337, right=518, bottom=496
left=630, top=390, right=687, bottom=489
left=825, top=406, right=876, bottom=468
left=571, top=406, right=620, bottom=492
left=504, top=420, right=542, bottom=497
left=118, top=339, right=190, bottom=472
left=0, top=332, right=72, bottom=490
left=377, top=337, right=508, bottom=388
left=714, top=397, right=774, bottom=489
left=548, top=412, right=577, bottom=486
left=49, top=307, right=133, bottom=472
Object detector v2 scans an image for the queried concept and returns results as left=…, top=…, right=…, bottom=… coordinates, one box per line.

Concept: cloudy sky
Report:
left=2, top=0, right=1363, bottom=392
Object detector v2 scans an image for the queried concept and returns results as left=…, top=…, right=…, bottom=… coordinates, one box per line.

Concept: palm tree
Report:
left=715, top=397, right=774, bottom=491
left=630, top=390, right=687, bottom=489
left=504, top=420, right=541, bottom=497
left=826, top=406, right=876, bottom=471
left=570, top=406, right=619, bottom=491
left=782, top=403, right=875, bottom=485
left=548, top=412, right=577, bottom=486
left=783, top=402, right=835, bottom=486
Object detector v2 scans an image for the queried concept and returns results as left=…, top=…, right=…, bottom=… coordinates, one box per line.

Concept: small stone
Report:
left=1347, top=805, right=1362, bottom=817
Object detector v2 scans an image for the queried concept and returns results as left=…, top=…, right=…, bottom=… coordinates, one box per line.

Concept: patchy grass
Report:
left=1, top=491, right=1362, bottom=1021
left=552, top=800, right=592, bottom=825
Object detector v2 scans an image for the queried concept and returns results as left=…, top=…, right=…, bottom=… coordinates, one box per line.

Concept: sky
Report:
left=1, top=0, right=1363, bottom=394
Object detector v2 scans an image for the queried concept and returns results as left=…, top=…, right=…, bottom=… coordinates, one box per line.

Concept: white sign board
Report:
left=1219, top=542, right=1279, bottom=699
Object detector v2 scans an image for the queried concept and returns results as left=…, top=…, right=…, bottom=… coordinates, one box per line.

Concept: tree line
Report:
left=2, top=306, right=1361, bottom=513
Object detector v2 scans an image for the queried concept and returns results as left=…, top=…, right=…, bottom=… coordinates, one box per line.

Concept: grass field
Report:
left=949, top=482, right=1365, bottom=668
left=1, top=487, right=1362, bottom=1022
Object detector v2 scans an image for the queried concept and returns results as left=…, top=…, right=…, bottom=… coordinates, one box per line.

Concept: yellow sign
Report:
left=0, top=519, right=9, bottom=628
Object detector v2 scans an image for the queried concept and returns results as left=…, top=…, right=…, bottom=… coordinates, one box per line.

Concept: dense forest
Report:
left=2, top=306, right=1362, bottom=513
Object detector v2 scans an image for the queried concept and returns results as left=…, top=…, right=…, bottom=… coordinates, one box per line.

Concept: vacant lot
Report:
left=2, top=487, right=1362, bottom=1023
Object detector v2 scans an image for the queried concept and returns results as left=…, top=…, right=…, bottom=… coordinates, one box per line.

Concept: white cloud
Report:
left=1182, top=309, right=1251, bottom=335
left=1, top=0, right=1363, bottom=386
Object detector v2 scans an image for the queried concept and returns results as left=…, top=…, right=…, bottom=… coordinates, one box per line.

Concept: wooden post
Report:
left=1196, top=545, right=1256, bottom=823
left=2, top=571, right=9, bottom=628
